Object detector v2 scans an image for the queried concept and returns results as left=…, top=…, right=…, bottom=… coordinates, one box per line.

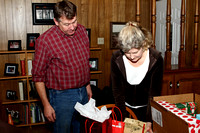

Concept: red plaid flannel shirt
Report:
left=32, top=24, right=90, bottom=90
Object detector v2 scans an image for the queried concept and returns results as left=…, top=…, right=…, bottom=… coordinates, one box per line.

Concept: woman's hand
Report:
left=146, top=122, right=153, bottom=133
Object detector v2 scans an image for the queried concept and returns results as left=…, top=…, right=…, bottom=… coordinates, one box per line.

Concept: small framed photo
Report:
left=6, top=90, right=17, bottom=100
left=32, top=3, right=56, bottom=25
left=89, top=58, right=98, bottom=71
left=8, top=40, right=22, bottom=51
left=4, top=63, right=19, bottom=76
left=110, top=22, right=126, bottom=49
left=27, top=33, right=40, bottom=50
left=90, top=79, right=98, bottom=87
left=86, top=28, right=91, bottom=46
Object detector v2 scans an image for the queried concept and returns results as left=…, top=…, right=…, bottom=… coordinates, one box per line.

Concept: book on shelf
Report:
left=21, top=105, right=27, bottom=125
left=25, top=105, right=28, bottom=124
left=29, top=80, right=39, bottom=99
left=20, top=59, right=26, bottom=76
left=18, top=80, right=28, bottom=100
left=22, top=80, right=28, bottom=100
left=30, top=103, right=36, bottom=123
left=27, top=59, right=32, bottom=75
left=30, top=103, right=45, bottom=123
left=18, top=81, right=24, bottom=100
left=40, top=109, right=45, bottom=122
left=24, top=105, right=27, bottom=124
left=35, top=105, right=40, bottom=122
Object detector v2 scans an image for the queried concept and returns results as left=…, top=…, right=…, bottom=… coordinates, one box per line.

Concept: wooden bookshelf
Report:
left=0, top=50, right=45, bottom=127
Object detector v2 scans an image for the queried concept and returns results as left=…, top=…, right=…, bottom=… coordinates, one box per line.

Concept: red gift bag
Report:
left=85, top=106, right=125, bottom=133
left=111, top=106, right=125, bottom=133
left=102, top=117, right=112, bottom=133
left=112, top=120, right=125, bottom=133
left=85, top=118, right=112, bottom=133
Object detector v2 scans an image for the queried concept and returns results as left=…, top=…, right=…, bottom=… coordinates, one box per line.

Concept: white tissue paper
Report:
left=74, top=98, right=112, bottom=123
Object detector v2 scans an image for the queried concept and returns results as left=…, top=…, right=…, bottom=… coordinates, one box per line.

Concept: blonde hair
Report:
left=118, top=21, right=153, bottom=52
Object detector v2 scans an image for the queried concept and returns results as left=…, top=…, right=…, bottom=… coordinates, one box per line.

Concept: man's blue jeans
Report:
left=49, top=86, right=88, bottom=133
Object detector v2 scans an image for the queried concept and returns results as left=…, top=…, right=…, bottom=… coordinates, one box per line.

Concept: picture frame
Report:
left=89, top=58, right=98, bottom=71
left=110, top=22, right=126, bottom=49
left=8, top=40, right=22, bottom=51
left=4, top=63, right=19, bottom=76
left=86, top=28, right=91, bottom=46
left=26, top=33, right=40, bottom=50
left=6, top=90, right=17, bottom=100
left=32, top=3, right=56, bottom=25
left=90, top=79, right=98, bottom=87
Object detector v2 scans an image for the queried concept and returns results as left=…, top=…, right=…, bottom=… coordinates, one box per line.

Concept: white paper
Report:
left=74, top=98, right=112, bottom=123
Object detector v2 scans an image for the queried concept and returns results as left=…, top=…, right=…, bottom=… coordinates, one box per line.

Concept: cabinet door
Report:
left=175, top=79, right=194, bottom=94
left=175, top=72, right=200, bottom=94
left=162, top=74, right=175, bottom=95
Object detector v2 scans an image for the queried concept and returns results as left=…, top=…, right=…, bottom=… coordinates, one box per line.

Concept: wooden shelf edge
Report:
left=2, top=100, right=30, bottom=104
left=90, top=47, right=101, bottom=51
left=2, top=99, right=40, bottom=105
left=15, top=122, right=47, bottom=127
left=0, top=75, right=32, bottom=80
left=90, top=71, right=102, bottom=74
left=28, top=99, right=41, bottom=102
left=0, top=50, right=35, bottom=54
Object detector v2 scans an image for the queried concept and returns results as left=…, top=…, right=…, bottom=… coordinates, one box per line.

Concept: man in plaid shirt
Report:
left=32, top=0, right=92, bottom=132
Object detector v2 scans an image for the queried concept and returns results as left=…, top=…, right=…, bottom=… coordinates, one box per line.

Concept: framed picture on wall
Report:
left=32, top=3, right=56, bottom=25
left=8, top=40, right=22, bottom=51
left=89, top=58, right=98, bottom=71
left=110, top=22, right=126, bottom=49
left=4, top=63, right=19, bottom=76
left=26, top=33, right=40, bottom=50
left=86, top=28, right=91, bottom=46
left=90, top=79, right=98, bottom=87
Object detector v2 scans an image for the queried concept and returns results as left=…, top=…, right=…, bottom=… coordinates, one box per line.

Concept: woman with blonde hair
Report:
left=111, top=21, right=163, bottom=132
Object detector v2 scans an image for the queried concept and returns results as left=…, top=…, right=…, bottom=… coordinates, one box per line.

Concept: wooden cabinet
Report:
left=162, top=66, right=200, bottom=96
left=161, top=74, right=174, bottom=95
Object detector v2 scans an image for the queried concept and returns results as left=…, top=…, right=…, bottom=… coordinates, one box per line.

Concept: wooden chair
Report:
left=97, top=104, right=138, bottom=120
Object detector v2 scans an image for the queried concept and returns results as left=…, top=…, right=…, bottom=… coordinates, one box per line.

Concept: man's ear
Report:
left=54, top=18, right=59, bottom=26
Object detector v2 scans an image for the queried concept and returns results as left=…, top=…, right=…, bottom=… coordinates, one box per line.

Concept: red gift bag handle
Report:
left=85, top=119, right=89, bottom=133
left=142, top=123, right=145, bottom=133
left=85, top=119, right=98, bottom=133
left=111, top=106, right=123, bottom=121
left=89, top=121, right=97, bottom=133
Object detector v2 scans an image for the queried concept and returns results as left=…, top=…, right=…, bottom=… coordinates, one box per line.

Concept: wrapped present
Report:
left=174, top=102, right=197, bottom=117
left=175, top=102, right=187, bottom=112
left=186, top=102, right=197, bottom=117
left=123, top=118, right=146, bottom=133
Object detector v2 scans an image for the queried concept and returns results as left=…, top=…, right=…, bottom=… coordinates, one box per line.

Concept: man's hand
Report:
left=44, top=104, right=56, bottom=122
left=86, top=84, right=92, bottom=99
left=35, top=82, right=56, bottom=122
